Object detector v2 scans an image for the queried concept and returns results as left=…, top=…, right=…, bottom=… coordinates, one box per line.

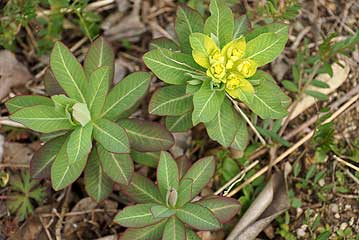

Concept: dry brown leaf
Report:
left=0, top=50, right=32, bottom=100
left=3, top=142, right=35, bottom=165
left=287, top=61, right=350, bottom=121
left=226, top=170, right=290, bottom=240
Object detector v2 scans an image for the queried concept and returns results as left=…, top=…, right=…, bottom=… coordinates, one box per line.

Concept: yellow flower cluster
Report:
left=192, top=35, right=257, bottom=99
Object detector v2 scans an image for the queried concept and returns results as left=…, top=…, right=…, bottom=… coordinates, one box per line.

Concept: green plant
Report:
left=6, top=37, right=174, bottom=201
left=114, top=151, right=240, bottom=239
left=6, top=171, right=46, bottom=221
left=144, top=0, right=290, bottom=149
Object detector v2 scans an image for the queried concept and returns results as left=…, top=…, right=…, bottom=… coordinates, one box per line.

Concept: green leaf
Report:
left=143, top=48, right=203, bottom=85
left=149, top=85, right=193, bottom=116
left=84, top=148, right=113, bottom=202
left=6, top=96, right=53, bottom=114
left=230, top=114, right=248, bottom=151
left=118, top=119, right=174, bottom=152
left=150, top=205, right=176, bottom=218
left=150, top=38, right=179, bottom=51
left=97, top=144, right=133, bottom=185
left=86, top=66, right=110, bottom=118
left=67, top=124, right=93, bottom=164
left=205, top=98, right=236, bottom=147
left=244, top=32, right=287, bottom=67
left=11, top=105, right=74, bottom=133
left=157, top=152, right=179, bottom=198
left=101, top=72, right=151, bottom=120
left=163, top=216, right=186, bottom=240
left=186, top=229, right=201, bottom=240
left=204, top=0, right=234, bottom=48
left=124, top=173, right=163, bottom=204
left=120, top=220, right=167, bottom=240
left=72, top=103, right=91, bottom=126
left=311, top=79, right=330, bottom=88
left=176, top=178, right=193, bottom=207
left=84, top=37, right=114, bottom=77
left=93, top=118, right=130, bottom=153
left=50, top=42, right=87, bottom=102
left=51, top=94, right=77, bottom=113
left=114, top=203, right=162, bottom=228
left=165, top=112, right=193, bottom=133
left=175, top=5, right=204, bottom=53
left=304, top=90, right=328, bottom=101
left=245, top=23, right=288, bottom=41
left=51, top=138, right=88, bottom=190
left=197, top=196, right=240, bottom=223
left=30, top=135, right=67, bottom=179
left=176, top=203, right=221, bottom=231
left=131, top=151, right=160, bottom=168
left=179, top=156, right=215, bottom=201
left=282, top=80, right=298, bottom=92
left=233, top=15, right=249, bottom=38
left=192, top=80, right=225, bottom=125
left=243, top=71, right=288, bottom=119
left=44, top=69, right=65, bottom=96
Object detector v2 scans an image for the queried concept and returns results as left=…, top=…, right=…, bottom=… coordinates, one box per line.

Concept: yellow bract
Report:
left=191, top=35, right=258, bottom=100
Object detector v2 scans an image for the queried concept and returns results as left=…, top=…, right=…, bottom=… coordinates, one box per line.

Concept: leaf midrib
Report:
left=150, top=94, right=192, bottom=114
left=131, top=181, right=162, bottom=204
left=93, top=123, right=127, bottom=150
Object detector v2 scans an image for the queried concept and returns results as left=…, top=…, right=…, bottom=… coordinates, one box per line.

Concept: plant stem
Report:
left=227, top=95, right=267, bottom=146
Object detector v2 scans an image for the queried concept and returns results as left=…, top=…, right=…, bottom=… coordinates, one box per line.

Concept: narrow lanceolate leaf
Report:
left=84, top=37, right=114, bottom=77
left=245, top=23, right=288, bottom=41
left=192, top=80, right=225, bottom=125
left=230, top=113, right=248, bottom=151
left=93, top=118, right=130, bottom=153
left=124, top=173, right=163, bottom=204
left=84, top=148, right=113, bottom=202
left=97, top=144, right=133, bottom=185
left=233, top=15, right=249, bottom=39
left=165, top=112, right=193, bottom=133
left=204, top=0, right=234, bottom=48
left=85, top=66, right=110, bottom=118
left=143, top=48, right=204, bottom=85
left=51, top=138, right=88, bottom=190
left=114, top=203, right=162, bottom=228
left=244, top=32, right=288, bottom=67
left=176, top=178, right=193, bottom=207
left=131, top=151, right=160, bottom=168
left=118, top=119, right=174, bottom=152
left=176, top=203, right=221, bottom=231
left=243, top=71, right=288, bottom=119
left=149, top=85, right=193, bottom=116
left=150, top=38, right=180, bottom=51
left=120, top=220, right=167, bottom=240
left=181, top=156, right=215, bottom=200
left=6, top=96, right=53, bottom=114
left=186, top=229, right=201, bottom=240
left=67, top=124, right=93, bottom=164
left=101, top=72, right=151, bottom=120
left=50, top=42, right=87, bottom=102
left=151, top=205, right=175, bottom=218
left=163, top=216, right=186, bottom=240
left=157, top=152, right=179, bottom=198
left=30, top=135, right=67, bottom=179
left=11, top=105, right=74, bottom=133
left=205, top=98, right=236, bottom=147
left=175, top=5, right=204, bottom=53
left=197, top=196, right=240, bottom=223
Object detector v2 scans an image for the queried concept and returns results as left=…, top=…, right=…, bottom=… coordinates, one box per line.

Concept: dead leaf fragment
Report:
left=0, top=50, right=32, bottom=100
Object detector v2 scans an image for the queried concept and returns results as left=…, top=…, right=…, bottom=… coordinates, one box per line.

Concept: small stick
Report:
left=0, top=117, right=25, bottom=128
left=226, top=94, right=358, bottom=197
left=214, top=160, right=259, bottom=196
left=0, top=163, right=29, bottom=169
left=228, top=95, right=267, bottom=146
left=334, top=155, right=359, bottom=172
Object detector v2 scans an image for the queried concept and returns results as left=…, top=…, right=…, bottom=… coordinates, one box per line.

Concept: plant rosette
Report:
left=114, top=151, right=240, bottom=240
left=7, top=37, right=174, bottom=201
left=145, top=0, right=291, bottom=149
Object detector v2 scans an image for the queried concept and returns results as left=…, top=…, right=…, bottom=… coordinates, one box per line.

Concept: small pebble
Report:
left=335, top=213, right=340, bottom=219
left=330, top=203, right=339, bottom=213
left=296, top=228, right=306, bottom=238
left=340, top=222, right=348, bottom=230
left=345, top=204, right=351, bottom=211
left=318, top=179, right=325, bottom=186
